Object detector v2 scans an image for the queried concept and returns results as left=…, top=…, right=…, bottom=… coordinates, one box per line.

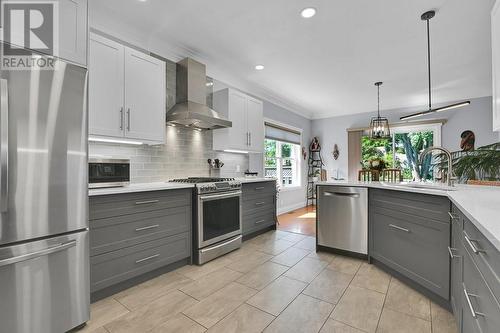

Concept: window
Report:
left=264, top=122, right=302, bottom=188
left=361, top=124, right=441, bottom=181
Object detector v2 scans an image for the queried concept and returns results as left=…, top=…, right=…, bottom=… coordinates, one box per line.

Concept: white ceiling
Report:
left=91, top=0, right=495, bottom=119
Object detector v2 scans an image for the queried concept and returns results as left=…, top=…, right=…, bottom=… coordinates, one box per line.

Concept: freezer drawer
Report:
left=317, top=186, right=368, bottom=255
left=0, top=231, right=89, bottom=333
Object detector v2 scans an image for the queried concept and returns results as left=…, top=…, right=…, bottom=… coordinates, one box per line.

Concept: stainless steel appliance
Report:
left=166, top=58, right=232, bottom=130
left=170, top=177, right=242, bottom=264
left=89, top=158, right=130, bottom=188
left=317, top=186, right=368, bottom=256
left=0, top=43, right=89, bottom=333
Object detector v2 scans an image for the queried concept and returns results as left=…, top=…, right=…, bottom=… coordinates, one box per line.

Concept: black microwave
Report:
left=88, top=158, right=130, bottom=188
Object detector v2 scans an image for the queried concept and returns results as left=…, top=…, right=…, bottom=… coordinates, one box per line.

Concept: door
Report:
left=228, top=90, right=248, bottom=149
left=124, top=47, right=165, bottom=143
left=89, top=33, right=125, bottom=138
left=0, top=51, right=88, bottom=245
left=317, top=186, right=368, bottom=254
left=0, top=231, right=89, bottom=333
left=247, top=96, right=264, bottom=152
left=57, top=0, right=88, bottom=66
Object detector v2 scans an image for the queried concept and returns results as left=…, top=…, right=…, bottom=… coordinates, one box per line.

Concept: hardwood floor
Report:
left=277, top=206, right=316, bottom=237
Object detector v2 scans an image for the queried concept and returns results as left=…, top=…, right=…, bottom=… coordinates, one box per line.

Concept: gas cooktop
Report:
left=169, top=177, right=241, bottom=194
left=169, top=177, right=236, bottom=184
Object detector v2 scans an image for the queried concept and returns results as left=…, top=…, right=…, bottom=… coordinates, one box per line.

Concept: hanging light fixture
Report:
left=400, top=10, right=470, bottom=121
left=370, top=82, right=391, bottom=139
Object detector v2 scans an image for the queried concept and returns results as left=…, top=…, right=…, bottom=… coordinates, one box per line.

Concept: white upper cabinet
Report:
left=58, top=0, right=88, bottom=66
left=212, top=88, right=264, bottom=153
left=492, top=0, right=500, bottom=132
left=89, top=33, right=166, bottom=144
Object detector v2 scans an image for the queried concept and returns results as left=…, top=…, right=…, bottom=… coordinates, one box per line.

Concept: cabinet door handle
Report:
left=119, top=107, right=124, bottom=130
left=463, top=231, right=486, bottom=254
left=255, top=219, right=266, bottom=225
left=463, top=286, right=485, bottom=318
left=135, top=254, right=160, bottom=264
left=249, top=132, right=252, bottom=146
left=255, top=202, right=265, bottom=206
left=388, top=224, right=410, bottom=233
left=127, top=108, right=131, bottom=131
left=135, top=199, right=160, bottom=205
left=448, top=247, right=461, bottom=259
left=135, top=224, right=160, bottom=232
left=448, top=212, right=459, bottom=220
left=255, top=187, right=265, bottom=190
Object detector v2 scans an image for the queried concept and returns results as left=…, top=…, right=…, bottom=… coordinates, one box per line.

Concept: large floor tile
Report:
left=293, top=236, right=316, bottom=251
left=81, top=328, right=108, bottom=333
left=104, top=290, right=197, bottom=333
left=225, top=251, right=273, bottom=273
left=182, top=282, right=257, bottom=329
left=207, top=304, right=274, bottom=333
left=430, top=302, right=458, bottom=333
left=327, top=256, right=363, bottom=275
left=246, top=276, right=307, bottom=316
left=237, top=261, right=289, bottom=290
left=302, top=268, right=353, bottom=304
left=307, top=251, right=336, bottom=264
left=180, top=267, right=243, bottom=300
left=384, top=278, right=431, bottom=321
left=271, top=247, right=311, bottom=267
left=114, top=271, right=192, bottom=310
left=279, top=232, right=308, bottom=243
left=319, top=319, right=365, bottom=333
left=330, top=286, right=385, bottom=333
left=150, top=314, right=206, bottom=333
left=255, top=238, right=296, bottom=255
left=376, top=308, right=431, bottom=333
left=177, top=257, right=234, bottom=280
left=264, top=294, right=334, bottom=333
left=284, top=257, right=328, bottom=283
left=350, top=263, right=391, bottom=294
left=80, top=298, right=129, bottom=332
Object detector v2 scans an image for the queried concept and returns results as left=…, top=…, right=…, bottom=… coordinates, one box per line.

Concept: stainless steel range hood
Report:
left=167, top=58, right=232, bottom=130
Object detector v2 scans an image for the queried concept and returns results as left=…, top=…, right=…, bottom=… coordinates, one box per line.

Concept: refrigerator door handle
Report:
left=0, top=79, right=8, bottom=213
left=0, top=240, right=77, bottom=267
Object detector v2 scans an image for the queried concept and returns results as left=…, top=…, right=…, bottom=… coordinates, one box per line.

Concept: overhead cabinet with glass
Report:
left=89, top=33, right=166, bottom=144
left=212, top=88, right=264, bottom=152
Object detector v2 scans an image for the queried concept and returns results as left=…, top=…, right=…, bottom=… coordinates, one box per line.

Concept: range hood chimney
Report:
left=167, top=58, right=232, bottom=130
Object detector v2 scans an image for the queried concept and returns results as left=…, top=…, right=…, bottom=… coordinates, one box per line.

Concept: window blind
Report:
left=265, top=122, right=301, bottom=145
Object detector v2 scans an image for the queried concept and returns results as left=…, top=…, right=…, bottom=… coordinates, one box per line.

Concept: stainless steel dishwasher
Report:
left=317, top=186, right=368, bottom=255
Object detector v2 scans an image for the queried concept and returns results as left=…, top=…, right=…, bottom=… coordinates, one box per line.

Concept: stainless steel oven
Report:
left=88, top=158, right=130, bottom=188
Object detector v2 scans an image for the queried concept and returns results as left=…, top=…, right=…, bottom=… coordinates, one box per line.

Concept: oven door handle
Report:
left=199, top=191, right=242, bottom=201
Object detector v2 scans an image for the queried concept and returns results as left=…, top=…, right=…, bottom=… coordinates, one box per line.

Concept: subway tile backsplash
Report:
left=89, top=126, right=249, bottom=183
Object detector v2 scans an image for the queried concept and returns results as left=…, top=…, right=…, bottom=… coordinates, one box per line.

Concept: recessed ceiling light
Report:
left=255, top=64, right=265, bottom=70
left=300, top=7, right=317, bottom=18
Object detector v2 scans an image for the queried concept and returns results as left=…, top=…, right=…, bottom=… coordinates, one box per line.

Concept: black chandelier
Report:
left=370, top=81, right=391, bottom=139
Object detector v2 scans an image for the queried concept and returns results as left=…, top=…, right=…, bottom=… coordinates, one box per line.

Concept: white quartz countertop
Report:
left=236, top=177, right=277, bottom=184
left=317, top=180, right=500, bottom=252
left=88, top=182, right=195, bottom=196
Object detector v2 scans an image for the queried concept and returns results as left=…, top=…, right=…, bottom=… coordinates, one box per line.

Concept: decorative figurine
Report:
left=310, top=137, right=321, bottom=151
left=332, top=144, right=340, bottom=160
left=302, top=147, right=307, bottom=160
left=460, top=130, right=475, bottom=151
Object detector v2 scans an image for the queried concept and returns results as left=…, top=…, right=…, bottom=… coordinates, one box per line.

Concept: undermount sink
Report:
left=385, top=182, right=458, bottom=192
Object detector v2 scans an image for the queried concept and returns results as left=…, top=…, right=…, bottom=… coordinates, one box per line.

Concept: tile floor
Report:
left=80, top=230, right=458, bottom=333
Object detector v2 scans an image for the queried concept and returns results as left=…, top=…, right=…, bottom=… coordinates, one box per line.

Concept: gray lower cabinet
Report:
left=242, top=181, right=276, bottom=237
left=89, top=189, right=192, bottom=294
left=451, top=203, right=500, bottom=333
left=369, top=189, right=450, bottom=299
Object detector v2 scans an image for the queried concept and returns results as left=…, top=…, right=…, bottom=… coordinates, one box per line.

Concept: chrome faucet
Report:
left=419, top=146, right=455, bottom=187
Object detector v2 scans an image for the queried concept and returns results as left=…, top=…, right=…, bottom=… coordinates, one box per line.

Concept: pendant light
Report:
left=400, top=10, right=470, bottom=121
left=370, top=82, right=391, bottom=139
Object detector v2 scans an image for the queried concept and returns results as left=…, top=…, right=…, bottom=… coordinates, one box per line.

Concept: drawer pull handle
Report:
left=448, top=247, right=461, bottom=259
left=135, top=224, right=160, bottom=232
left=135, top=254, right=160, bottom=264
left=388, top=224, right=410, bottom=233
left=135, top=199, right=160, bottom=205
left=463, top=232, right=486, bottom=254
left=255, top=202, right=266, bottom=206
left=255, top=219, right=266, bottom=225
left=255, top=187, right=265, bottom=190
left=463, top=287, right=486, bottom=318
left=448, top=212, right=459, bottom=220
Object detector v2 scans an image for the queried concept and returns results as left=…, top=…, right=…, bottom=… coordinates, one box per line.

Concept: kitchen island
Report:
left=316, top=181, right=500, bottom=333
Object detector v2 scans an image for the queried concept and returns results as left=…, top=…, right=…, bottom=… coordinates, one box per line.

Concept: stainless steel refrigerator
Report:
left=0, top=44, right=89, bottom=333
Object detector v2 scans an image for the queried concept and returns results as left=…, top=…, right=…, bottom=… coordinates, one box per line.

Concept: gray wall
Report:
left=311, top=96, right=498, bottom=180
